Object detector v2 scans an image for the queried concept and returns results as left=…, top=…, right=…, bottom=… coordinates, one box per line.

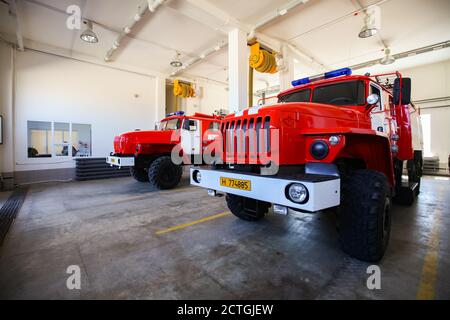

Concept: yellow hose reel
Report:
left=173, top=80, right=195, bottom=98
left=249, top=42, right=278, bottom=74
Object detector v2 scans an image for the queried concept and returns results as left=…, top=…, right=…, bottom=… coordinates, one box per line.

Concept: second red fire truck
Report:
left=107, top=111, right=221, bottom=189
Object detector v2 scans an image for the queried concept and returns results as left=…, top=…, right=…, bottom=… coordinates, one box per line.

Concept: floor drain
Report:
left=0, top=188, right=28, bottom=246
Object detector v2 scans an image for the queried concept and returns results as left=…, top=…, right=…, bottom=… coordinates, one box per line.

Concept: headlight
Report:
left=286, top=183, right=308, bottom=204
left=310, top=140, right=329, bottom=160
left=193, top=170, right=202, bottom=183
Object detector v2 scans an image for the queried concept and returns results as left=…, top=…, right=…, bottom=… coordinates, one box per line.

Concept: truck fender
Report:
left=336, top=133, right=395, bottom=187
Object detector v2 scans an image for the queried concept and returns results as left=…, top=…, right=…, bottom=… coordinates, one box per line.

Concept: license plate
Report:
left=110, top=158, right=116, bottom=164
left=220, top=177, right=251, bottom=191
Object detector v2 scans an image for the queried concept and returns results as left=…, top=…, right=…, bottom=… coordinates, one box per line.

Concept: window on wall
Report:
left=54, top=122, right=70, bottom=157
left=420, top=114, right=432, bottom=157
left=72, top=123, right=92, bottom=157
left=28, top=121, right=52, bottom=158
left=27, top=121, right=92, bottom=158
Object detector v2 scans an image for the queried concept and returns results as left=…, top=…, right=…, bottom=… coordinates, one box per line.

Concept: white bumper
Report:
left=106, top=156, right=135, bottom=167
left=190, top=168, right=340, bottom=212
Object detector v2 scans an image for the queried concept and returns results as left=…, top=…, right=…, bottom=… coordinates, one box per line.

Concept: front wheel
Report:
left=225, top=194, right=270, bottom=221
left=148, top=156, right=183, bottom=190
left=338, top=169, right=392, bottom=262
left=130, top=166, right=149, bottom=182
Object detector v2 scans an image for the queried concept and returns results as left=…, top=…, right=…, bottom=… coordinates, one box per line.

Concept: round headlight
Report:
left=193, top=170, right=202, bottom=183
left=287, top=183, right=308, bottom=204
left=310, top=140, right=329, bottom=160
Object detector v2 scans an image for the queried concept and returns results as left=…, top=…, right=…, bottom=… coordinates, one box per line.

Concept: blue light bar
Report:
left=291, top=67, right=352, bottom=87
left=291, top=77, right=310, bottom=86
left=324, top=67, right=352, bottom=79
left=165, top=111, right=185, bottom=117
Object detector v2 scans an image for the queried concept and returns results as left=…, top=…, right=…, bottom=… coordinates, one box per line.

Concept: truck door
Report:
left=181, top=118, right=201, bottom=155
left=369, top=83, right=390, bottom=135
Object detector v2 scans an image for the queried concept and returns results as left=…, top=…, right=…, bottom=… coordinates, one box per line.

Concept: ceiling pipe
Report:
left=171, top=0, right=310, bottom=77
left=254, top=0, right=310, bottom=30
left=254, top=40, right=450, bottom=97
left=287, top=43, right=330, bottom=71
left=287, top=0, right=390, bottom=42
left=104, top=0, right=166, bottom=62
left=171, top=41, right=227, bottom=76
left=349, top=40, right=450, bottom=70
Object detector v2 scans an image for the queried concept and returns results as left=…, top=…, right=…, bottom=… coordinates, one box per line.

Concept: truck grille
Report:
left=220, top=115, right=271, bottom=164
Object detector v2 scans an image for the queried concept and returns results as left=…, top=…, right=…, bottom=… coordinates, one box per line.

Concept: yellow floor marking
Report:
left=416, top=208, right=441, bottom=300
left=155, top=211, right=231, bottom=235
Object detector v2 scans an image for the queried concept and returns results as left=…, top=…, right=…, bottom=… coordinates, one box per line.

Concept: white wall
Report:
left=401, top=59, right=450, bottom=164
left=0, top=42, right=14, bottom=174
left=186, top=81, right=229, bottom=115
left=13, top=49, right=161, bottom=172
left=167, top=80, right=229, bottom=116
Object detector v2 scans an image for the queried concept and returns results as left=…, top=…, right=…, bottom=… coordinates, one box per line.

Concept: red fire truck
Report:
left=191, top=68, right=423, bottom=262
left=107, top=111, right=221, bottom=189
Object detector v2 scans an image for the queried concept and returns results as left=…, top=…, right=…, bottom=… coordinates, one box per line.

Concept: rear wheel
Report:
left=338, top=169, right=392, bottom=262
left=225, top=194, right=270, bottom=221
left=148, top=156, right=183, bottom=190
left=130, top=166, right=149, bottom=182
left=408, top=150, right=423, bottom=196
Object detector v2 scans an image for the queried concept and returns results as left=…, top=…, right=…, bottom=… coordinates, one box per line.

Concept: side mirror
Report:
left=365, top=94, right=379, bottom=111
left=393, top=77, right=411, bottom=105
left=367, top=94, right=379, bottom=105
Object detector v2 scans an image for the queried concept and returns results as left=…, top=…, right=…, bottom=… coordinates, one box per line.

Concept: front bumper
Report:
left=190, top=168, right=340, bottom=212
left=106, top=156, right=135, bottom=167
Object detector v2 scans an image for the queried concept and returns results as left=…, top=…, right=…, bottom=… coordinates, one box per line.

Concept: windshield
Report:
left=313, top=80, right=365, bottom=106
left=278, top=89, right=310, bottom=103
left=159, top=118, right=181, bottom=130
left=278, top=80, right=366, bottom=106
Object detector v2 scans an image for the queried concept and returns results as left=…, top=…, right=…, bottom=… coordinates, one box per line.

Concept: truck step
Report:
left=75, top=158, right=131, bottom=181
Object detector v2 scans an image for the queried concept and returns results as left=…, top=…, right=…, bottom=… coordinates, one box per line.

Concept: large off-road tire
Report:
left=225, top=194, right=270, bottom=221
left=338, top=169, right=392, bottom=262
left=148, top=156, right=183, bottom=190
left=408, top=150, right=423, bottom=196
left=130, top=166, right=149, bottom=182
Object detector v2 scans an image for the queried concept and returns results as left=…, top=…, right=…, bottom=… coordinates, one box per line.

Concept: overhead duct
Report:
left=171, top=0, right=310, bottom=76
left=105, top=0, right=166, bottom=62
left=254, top=41, right=450, bottom=97
left=254, top=0, right=310, bottom=30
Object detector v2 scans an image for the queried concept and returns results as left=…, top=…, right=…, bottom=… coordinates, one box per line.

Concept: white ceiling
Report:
left=0, top=0, right=449, bottom=89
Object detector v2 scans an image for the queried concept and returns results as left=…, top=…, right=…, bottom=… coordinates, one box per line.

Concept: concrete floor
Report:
left=0, top=174, right=449, bottom=300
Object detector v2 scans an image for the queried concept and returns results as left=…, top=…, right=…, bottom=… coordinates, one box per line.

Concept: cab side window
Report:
left=209, top=122, right=220, bottom=131
left=183, top=119, right=197, bottom=131
left=370, top=85, right=383, bottom=111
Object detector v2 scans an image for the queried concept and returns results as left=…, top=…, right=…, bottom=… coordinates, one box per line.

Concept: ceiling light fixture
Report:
left=80, top=21, right=99, bottom=43
left=170, top=52, right=183, bottom=68
left=358, top=14, right=377, bottom=38
left=380, top=48, right=395, bottom=65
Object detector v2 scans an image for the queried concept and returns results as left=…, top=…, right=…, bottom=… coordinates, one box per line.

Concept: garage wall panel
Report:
left=0, top=42, right=14, bottom=176
left=14, top=50, right=157, bottom=172
left=402, top=59, right=450, bottom=165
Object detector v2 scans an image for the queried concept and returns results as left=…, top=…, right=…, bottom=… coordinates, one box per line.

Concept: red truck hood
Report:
left=114, top=130, right=179, bottom=154
left=263, top=102, right=362, bottom=122
left=224, top=102, right=365, bottom=130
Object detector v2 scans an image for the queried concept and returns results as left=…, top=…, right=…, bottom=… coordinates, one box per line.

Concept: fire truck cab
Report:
left=107, top=111, right=221, bottom=189
left=190, top=68, right=423, bottom=262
